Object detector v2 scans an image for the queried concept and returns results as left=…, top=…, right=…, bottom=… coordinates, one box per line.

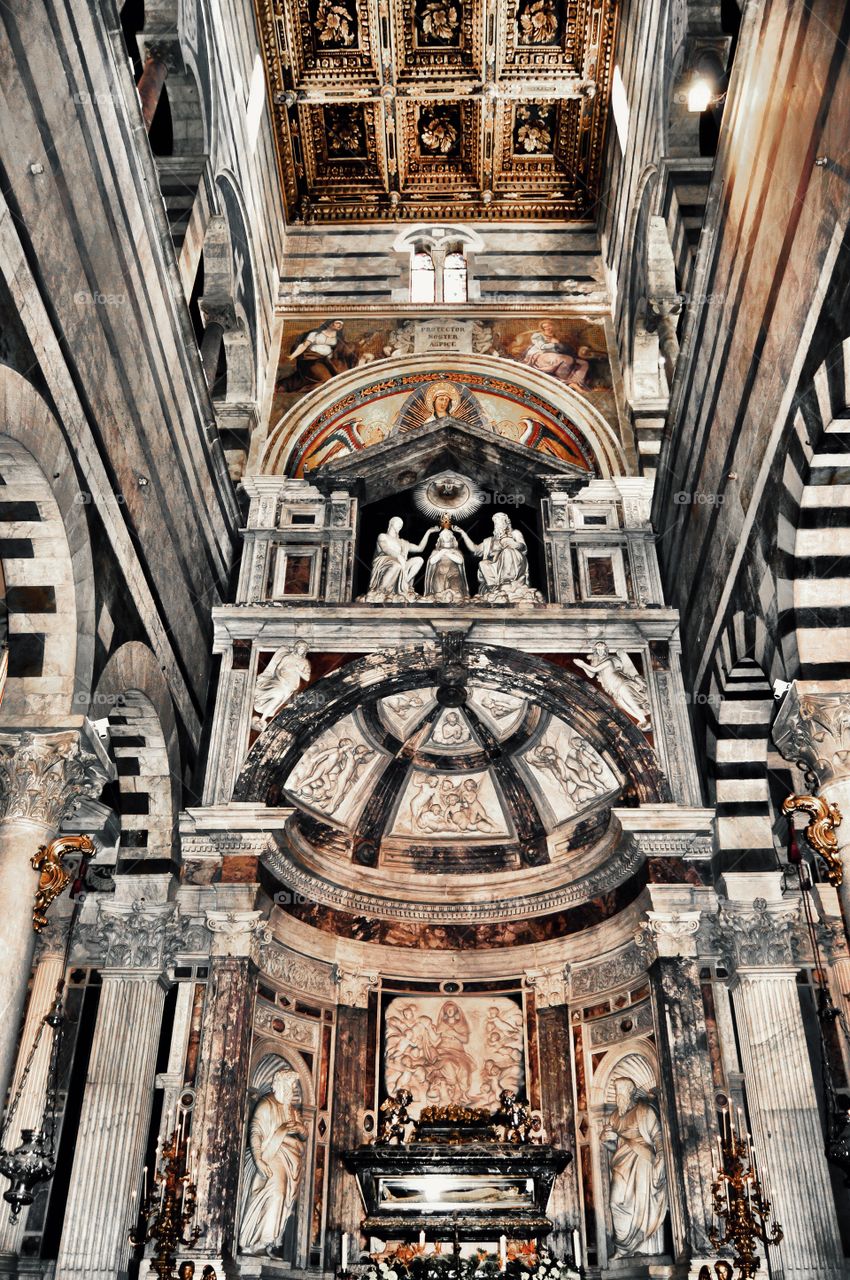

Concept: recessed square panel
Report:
left=512, top=102, right=557, bottom=156
left=417, top=103, right=464, bottom=158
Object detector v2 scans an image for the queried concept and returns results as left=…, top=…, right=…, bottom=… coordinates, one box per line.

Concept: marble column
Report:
left=0, top=915, right=69, bottom=1256
left=0, top=723, right=112, bottom=1112
left=326, top=969, right=377, bottom=1270
left=55, top=887, right=180, bottom=1280
left=525, top=967, right=581, bottom=1263
left=773, top=680, right=850, bottom=930
left=188, top=909, right=268, bottom=1273
left=638, top=903, right=719, bottom=1269
left=719, top=875, right=844, bottom=1280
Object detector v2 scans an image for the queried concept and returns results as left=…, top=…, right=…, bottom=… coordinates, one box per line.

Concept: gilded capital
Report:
left=0, top=725, right=114, bottom=830
left=772, top=681, right=850, bottom=787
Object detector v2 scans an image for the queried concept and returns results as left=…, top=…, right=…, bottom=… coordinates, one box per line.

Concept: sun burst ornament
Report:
left=413, top=470, right=484, bottom=524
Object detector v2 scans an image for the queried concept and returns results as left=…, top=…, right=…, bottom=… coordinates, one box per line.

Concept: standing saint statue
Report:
left=239, top=1070, right=308, bottom=1257
left=600, top=1077, right=667, bottom=1257
left=423, top=517, right=470, bottom=600
left=361, top=517, right=438, bottom=602
left=574, top=642, right=651, bottom=730
left=253, top=641, right=311, bottom=729
left=458, top=514, right=543, bottom=604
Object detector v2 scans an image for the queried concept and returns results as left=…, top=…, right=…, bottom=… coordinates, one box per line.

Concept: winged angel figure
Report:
left=574, top=642, right=652, bottom=731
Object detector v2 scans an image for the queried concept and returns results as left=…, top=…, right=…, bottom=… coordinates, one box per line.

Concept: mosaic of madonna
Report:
left=271, top=312, right=618, bottom=439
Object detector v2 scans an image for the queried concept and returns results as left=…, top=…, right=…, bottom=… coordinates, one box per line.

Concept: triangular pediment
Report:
left=315, top=419, right=589, bottom=504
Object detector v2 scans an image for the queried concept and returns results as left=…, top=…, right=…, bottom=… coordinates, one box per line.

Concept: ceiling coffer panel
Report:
left=254, top=0, right=618, bottom=222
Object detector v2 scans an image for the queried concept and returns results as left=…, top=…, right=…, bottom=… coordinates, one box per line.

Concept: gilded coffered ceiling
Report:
left=253, top=0, right=619, bottom=222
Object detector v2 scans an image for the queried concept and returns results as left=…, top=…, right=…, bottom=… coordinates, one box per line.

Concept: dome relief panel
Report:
left=236, top=645, right=670, bottom=940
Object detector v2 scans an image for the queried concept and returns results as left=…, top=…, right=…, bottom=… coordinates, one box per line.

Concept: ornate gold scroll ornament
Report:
left=30, top=835, right=95, bottom=932
left=782, top=793, right=843, bottom=886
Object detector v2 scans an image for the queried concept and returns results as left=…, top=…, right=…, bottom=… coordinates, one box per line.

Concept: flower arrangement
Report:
left=361, top=1245, right=579, bottom=1280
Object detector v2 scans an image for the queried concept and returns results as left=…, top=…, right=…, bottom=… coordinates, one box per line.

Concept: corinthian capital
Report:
left=80, top=898, right=185, bottom=970
left=773, top=681, right=850, bottom=786
left=713, top=897, right=801, bottom=973
left=0, top=724, right=114, bottom=829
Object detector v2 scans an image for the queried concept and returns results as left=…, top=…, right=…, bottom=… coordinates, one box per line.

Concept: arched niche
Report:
left=260, top=354, right=628, bottom=482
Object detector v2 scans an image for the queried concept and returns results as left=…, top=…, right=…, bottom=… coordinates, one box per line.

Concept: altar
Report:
left=345, top=1100, right=571, bottom=1243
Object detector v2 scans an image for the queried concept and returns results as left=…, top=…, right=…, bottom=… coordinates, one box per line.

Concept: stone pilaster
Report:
left=0, top=915, right=70, bottom=1255
left=188, top=909, right=269, bottom=1271
left=326, top=970, right=376, bottom=1269
left=524, top=967, right=580, bottom=1262
left=718, top=874, right=844, bottom=1280
left=0, top=723, right=113, bottom=1110
left=637, top=898, right=718, bottom=1268
left=772, top=680, right=850, bottom=925
left=55, top=887, right=180, bottom=1280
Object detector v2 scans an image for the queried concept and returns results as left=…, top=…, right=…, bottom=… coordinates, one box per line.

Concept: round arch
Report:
left=0, top=367, right=95, bottom=720
left=261, top=353, right=629, bottom=480
left=93, top=643, right=181, bottom=863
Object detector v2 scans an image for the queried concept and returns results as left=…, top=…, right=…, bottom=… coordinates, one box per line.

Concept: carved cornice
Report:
left=0, top=728, right=113, bottom=829
left=773, top=683, right=850, bottom=787
left=263, top=836, right=645, bottom=925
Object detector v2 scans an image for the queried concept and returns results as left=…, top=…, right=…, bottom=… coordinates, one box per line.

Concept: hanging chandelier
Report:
left=0, top=982, right=66, bottom=1220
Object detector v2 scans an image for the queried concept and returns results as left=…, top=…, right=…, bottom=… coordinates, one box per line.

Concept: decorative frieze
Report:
left=254, top=1000, right=320, bottom=1048
left=258, top=941, right=337, bottom=1001
left=568, top=945, right=646, bottom=998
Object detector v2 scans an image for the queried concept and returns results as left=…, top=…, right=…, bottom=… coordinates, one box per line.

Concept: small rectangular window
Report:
left=283, top=554, right=314, bottom=595
left=586, top=556, right=617, bottom=596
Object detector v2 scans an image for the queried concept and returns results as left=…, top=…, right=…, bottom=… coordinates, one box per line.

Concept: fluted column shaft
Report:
left=0, top=930, right=66, bottom=1253
left=55, top=970, right=167, bottom=1280
left=0, top=725, right=112, bottom=1109
left=732, top=967, right=844, bottom=1280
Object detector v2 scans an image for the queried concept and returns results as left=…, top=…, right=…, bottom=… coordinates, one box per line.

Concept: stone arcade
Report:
left=0, top=1, right=849, bottom=1279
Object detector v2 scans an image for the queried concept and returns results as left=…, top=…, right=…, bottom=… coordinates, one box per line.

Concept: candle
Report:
left=143, top=1165, right=148, bottom=1203
left=499, top=1235, right=507, bottom=1270
left=342, top=1231, right=349, bottom=1270
left=572, top=1228, right=581, bottom=1267
left=420, top=1231, right=426, bottom=1249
